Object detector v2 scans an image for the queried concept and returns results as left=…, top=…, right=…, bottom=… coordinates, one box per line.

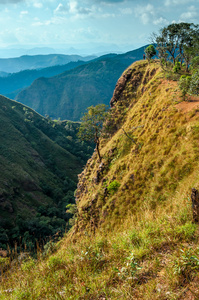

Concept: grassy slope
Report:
left=2, top=60, right=199, bottom=299
left=15, top=46, right=146, bottom=121
left=0, top=95, right=93, bottom=248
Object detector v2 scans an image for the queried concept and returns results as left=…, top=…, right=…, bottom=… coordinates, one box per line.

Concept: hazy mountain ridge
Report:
left=15, top=46, right=147, bottom=121
left=0, top=53, right=95, bottom=73
left=0, top=60, right=88, bottom=99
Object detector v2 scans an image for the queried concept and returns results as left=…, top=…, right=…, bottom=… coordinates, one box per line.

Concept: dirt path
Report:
left=176, top=96, right=199, bottom=112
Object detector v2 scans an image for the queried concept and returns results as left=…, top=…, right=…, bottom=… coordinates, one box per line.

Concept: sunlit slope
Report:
left=74, top=60, right=199, bottom=232
left=2, top=60, right=199, bottom=299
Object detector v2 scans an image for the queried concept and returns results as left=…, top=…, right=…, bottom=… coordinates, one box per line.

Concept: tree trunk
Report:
left=95, top=130, right=101, bottom=162
left=191, top=188, right=199, bottom=222
left=96, top=140, right=101, bottom=162
left=185, top=61, right=189, bottom=72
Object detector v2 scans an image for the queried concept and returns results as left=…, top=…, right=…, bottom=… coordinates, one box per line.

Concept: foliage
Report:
left=174, top=248, right=199, bottom=283
left=144, top=45, right=156, bottom=61
left=189, top=69, right=199, bottom=96
left=2, top=56, right=199, bottom=300
left=66, top=204, right=78, bottom=227
left=78, top=104, right=108, bottom=161
left=179, top=75, right=191, bottom=100
left=154, top=22, right=199, bottom=70
left=107, top=180, right=121, bottom=195
left=191, top=56, right=199, bottom=69
left=0, top=96, right=93, bottom=252
left=173, top=61, right=181, bottom=73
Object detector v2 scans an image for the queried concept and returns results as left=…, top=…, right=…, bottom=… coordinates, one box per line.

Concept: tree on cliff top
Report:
left=145, top=45, right=156, bottom=61
left=154, top=22, right=199, bottom=70
left=77, top=104, right=108, bottom=162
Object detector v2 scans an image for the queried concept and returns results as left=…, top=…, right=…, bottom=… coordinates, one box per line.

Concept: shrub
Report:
left=107, top=180, right=121, bottom=195
left=179, top=75, right=191, bottom=100
left=173, top=61, right=181, bottom=73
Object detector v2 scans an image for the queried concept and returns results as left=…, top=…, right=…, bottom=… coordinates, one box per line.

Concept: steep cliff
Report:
left=74, top=60, right=199, bottom=234
left=2, top=60, right=199, bottom=299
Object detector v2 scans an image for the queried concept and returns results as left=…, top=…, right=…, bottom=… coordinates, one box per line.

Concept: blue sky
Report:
left=0, top=0, right=198, bottom=54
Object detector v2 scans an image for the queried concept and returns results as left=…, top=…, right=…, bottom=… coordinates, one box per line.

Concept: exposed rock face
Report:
left=110, top=68, right=134, bottom=107
left=110, top=62, right=147, bottom=107
left=191, top=188, right=199, bottom=222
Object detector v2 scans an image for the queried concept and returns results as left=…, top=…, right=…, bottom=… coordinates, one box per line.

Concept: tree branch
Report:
left=121, top=128, right=137, bottom=144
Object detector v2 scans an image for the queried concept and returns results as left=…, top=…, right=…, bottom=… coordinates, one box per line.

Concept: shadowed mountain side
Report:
left=15, top=46, right=146, bottom=121
left=0, top=95, right=93, bottom=249
left=0, top=61, right=88, bottom=99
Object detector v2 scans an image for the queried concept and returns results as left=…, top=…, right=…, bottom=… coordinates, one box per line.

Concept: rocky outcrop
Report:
left=110, top=68, right=134, bottom=107
left=110, top=62, right=146, bottom=107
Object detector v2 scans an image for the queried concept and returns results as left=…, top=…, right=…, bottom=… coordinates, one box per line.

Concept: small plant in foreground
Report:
left=107, top=180, right=121, bottom=195
left=174, top=247, right=199, bottom=283
left=116, top=252, right=141, bottom=279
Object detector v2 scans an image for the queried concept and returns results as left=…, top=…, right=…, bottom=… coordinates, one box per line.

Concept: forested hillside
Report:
left=0, top=95, right=93, bottom=251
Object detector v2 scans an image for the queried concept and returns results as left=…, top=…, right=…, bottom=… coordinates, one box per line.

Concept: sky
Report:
left=0, top=0, right=198, bottom=55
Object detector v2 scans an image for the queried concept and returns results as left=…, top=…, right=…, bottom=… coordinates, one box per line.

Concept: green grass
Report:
left=1, top=60, right=199, bottom=299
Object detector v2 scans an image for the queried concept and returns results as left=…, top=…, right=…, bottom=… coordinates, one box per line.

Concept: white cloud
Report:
left=120, top=8, right=132, bottom=15
left=165, top=0, right=197, bottom=6
left=54, top=1, right=95, bottom=16
left=54, top=3, right=67, bottom=13
left=180, top=11, right=198, bottom=19
left=135, top=3, right=171, bottom=26
left=135, top=4, right=155, bottom=25
left=33, top=2, right=43, bottom=8
left=178, top=5, right=198, bottom=21
left=153, top=16, right=169, bottom=25
left=0, top=0, right=24, bottom=3
left=20, top=10, right=28, bottom=14
left=54, top=1, right=102, bottom=20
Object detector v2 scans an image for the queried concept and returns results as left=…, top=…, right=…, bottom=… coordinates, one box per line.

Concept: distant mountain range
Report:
left=15, top=46, right=146, bottom=121
left=0, top=60, right=88, bottom=99
left=0, top=54, right=96, bottom=73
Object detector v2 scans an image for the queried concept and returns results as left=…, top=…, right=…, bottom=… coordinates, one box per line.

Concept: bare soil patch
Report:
left=176, top=96, right=199, bottom=112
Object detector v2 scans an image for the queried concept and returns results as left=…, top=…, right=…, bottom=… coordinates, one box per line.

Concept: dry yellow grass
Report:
left=1, top=60, right=199, bottom=299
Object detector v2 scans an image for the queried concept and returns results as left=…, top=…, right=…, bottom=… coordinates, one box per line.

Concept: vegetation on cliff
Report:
left=0, top=96, right=93, bottom=252
left=2, top=55, right=199, bottom=298
left=1, top=23, right=199, bottom=298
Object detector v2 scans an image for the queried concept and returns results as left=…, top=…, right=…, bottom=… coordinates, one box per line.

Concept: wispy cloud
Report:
left=165, top=0, right=197, bottom=6
left=33, top=2, right=43, bottom=8
left=179, top=5, right=198, bottom=21
left=0, top=0, right=23, bottom=3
